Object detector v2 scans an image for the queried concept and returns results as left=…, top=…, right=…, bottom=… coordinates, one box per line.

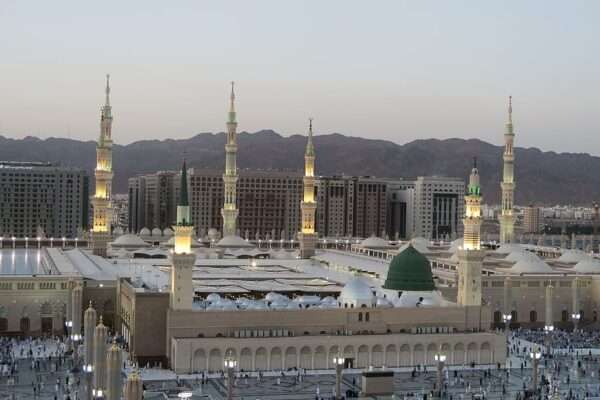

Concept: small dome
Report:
left=139, top=227, right=151, bottom=236
left=558, top=249, right=589, bottom=263
left=510, top=255, right=553, bottom=273
left=151, top=227, right=162, bottom=236
left=163, top=228, right=174, bottom=236
left=112, top=234, right=149, bottom=247
left=207, top=228, right=219, bottom=240
left=574, top=257, right=600, bottom=274
left=113, top=227, right=124, bottom=236
left=206, top=293, right=221, bottom=302
left=505, top=249, right=533, bottom=263
left=216, top=235, right=255, bottom=248
left=375, top=297, right=393, bottom=308
left=495, top=243, right=523, bottom=254
left=449, top=238, right=463, bottom=252
left=359, top=235, right=393, bottom=249
left=384, top=245, right=435, bottom=291
left=339, top=277, right=375, bottom=308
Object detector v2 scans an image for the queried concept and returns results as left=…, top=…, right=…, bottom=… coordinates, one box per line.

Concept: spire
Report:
left=508, top=95, right=512, bottom=124
left=469, top=156, right=481, bottom=196
left=105, top=74, right=111, bottom=107
left=228, top=81, right=236, bottom=124
left=179, top=159, right=188, bottom=207
left=305, top=118, right=315, bottom=157
left=473, top=156, right=477, bottom=169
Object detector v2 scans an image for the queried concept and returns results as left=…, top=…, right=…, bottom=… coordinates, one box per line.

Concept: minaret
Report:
left=170, top=160, right=196, bottom=310
left=457, top=158, right=485, bottom=306
left=500, top=96, right=516, bottom=244
left=123, top=368, right=143, bottom=400
left=106, top=339, right=123, bottom=400
left=93, top=316, right=108, bottom=393
left=221, top=82, right=239, bottom=238
left=298, top=118, right=317, bottom=258
left=92, top=74, right=114, bottom=256
left=83, top=301, right=97, bottom=368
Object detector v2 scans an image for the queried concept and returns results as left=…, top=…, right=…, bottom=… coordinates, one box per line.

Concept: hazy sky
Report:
left=0, top=1, right=598, bottom=154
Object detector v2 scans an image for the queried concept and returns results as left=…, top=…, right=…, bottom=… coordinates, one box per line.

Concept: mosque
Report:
left=3, top=78, right=600, bottom=395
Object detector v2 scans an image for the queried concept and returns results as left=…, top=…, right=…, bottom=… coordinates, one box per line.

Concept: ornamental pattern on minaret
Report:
left=301, top=119, right=316, bottom=234
left=500, top=96, right=516, bottom=243
left=221, top=81, right=239, bottom=237
left=463, top=158, right=482, bottom=251
left=92, top=74, right=114, bottom=233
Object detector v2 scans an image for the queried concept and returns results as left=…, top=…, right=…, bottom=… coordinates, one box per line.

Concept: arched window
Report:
left=561, top=310, right=568, bottom=322
left=0, top=318, right=7, bottom=332
left=529, top=310, right=537, bottom=323
left=493, top=311, right=501, bottom=323
left=358, top=313, right=363, bottom=322
left=365, top=312, right=370, bottom=322
left=20, top=317, right=30, bottom=333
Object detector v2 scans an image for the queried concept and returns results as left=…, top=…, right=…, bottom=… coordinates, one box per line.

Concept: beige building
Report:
left=523, top=205, right=541, bottom=234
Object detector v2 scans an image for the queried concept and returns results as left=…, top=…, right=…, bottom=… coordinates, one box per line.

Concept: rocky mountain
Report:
left=0, top=130, right=597, bottom=205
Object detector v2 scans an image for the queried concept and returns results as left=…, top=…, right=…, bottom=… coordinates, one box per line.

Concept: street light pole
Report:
left=530, top=347, right=542, bottom=394
left=224, top=352, right=237, bottom=400
left=544, top=325, right=554, bottom=355
left=434, top=353, right=446, bottom=398
left=83, top=364, right=94, bottom=400
left=571, top=312, right=581, bottom=332
left=333, top=354, right=345, bottom=400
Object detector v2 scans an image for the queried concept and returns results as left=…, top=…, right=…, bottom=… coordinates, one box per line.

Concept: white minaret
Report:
left=545, top=282, right=554, bottom=328
left=221, top=82, right=239, bottom=238
left=500, top=96, right=516, bottom=244
left=298, top=119, right=317, bottom=258
left=93, top=316, right=108, bottom=393
left=123, top=368, right=143, bottom=400
left=83, top=301, right=97, bottom=368
left=170, top=160, right=195, bottom=310
left=106, top=339, right=123, bottom=400
left=457, top=159, right=485, bottom=306
left=92, top=74, right=114, bottom=256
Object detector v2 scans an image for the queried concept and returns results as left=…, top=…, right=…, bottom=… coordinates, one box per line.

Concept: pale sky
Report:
left=0, top=0, right=598, bottom=153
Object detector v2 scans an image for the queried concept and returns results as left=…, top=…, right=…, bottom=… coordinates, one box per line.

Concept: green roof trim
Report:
left=383, top=245, right=436, bottom=291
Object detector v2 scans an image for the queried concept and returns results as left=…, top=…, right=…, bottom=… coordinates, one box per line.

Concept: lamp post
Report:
left=224, top=353, right=237, bottom=400
left=530, top=348, right=542, bottom=393
left=332, top=354, right=345, bottom=400
left=434, top=353, right=446, bottom=398
left=178, top=392, right=193, bottom=400
left=571, top=312, right=581, bottom=332
left=92, top=388, right=104, bottom=399
left=37, top=237, right=41, bottom=249
left=71, top=333, right=82, bottom=366
left=65, top=320, right=73, bottom=350
left=502, top=313, right=512, bottom=332
left=83, top=364, right=94, bottom=400
left=544, top=325, right=554, bottom=355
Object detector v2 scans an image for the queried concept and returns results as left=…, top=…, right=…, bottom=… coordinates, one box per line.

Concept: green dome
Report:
left=383, top=245, right=435, bottom=291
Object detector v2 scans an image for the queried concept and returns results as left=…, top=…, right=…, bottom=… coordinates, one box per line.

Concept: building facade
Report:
left=127, top=171, right=180, bottom=232
left=523, top=205, right=541, bottom=234
left=0, top=161, right=89, bottom=238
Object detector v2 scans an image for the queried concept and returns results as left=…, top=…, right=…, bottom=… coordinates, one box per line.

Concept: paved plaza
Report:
left=2, top=332, right=600, bottom=399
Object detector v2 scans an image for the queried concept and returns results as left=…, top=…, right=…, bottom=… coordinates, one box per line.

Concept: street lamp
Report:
left=434, top=353, right=447, bottom=397
left=332, top=354, right=345, bottom=400
left=529, top=348, right=542, bottom=393
left=37, top=236, right=41, bottom=249
left=178, top=392, right=193, bottom=399
left=544, top=325, right=554, bottom=355
left=224, top=352, right=237, bottom=400
left=571, top=312, right=581, bottom=331
left=502, top=313, right=512, bottom=331
left=83, top=364, right=94, bottom=400
left=92, top=388, right=104, bottom=399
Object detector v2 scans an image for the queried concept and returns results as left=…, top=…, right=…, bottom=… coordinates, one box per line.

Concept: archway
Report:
left=343, top=345, right=355, bottom=368
left=208, top=349, right=222, bottom=372
left=399, top=344, right=410, bottom=366
left=270, top=347, right=282, bottom=370
left=193, top=349, right=206, bottom=372
left=20, top=317, right=30, bottom=334
left=529, top=310, right=537, bottom=323
left=284, top=347, right=297, bottom=369
left=240, top=348, right=252, bottom=371
left=480, top=342, right=492, bottom=364
left=371, top=345, right=383, bottom=367
left=300, top=346, right=312, bottom=369
left=255, top=348, right=267, bottom=371
left=453, top=343, right=465, bottom=365
left=357, top=345, right=369, bottom=368
left=426, top=343, right=438, bottom=366
left=467, top=343, right=478, bottom=364
left=314, top=346, right=326, bottom=369
left=413, top=344, right=425, bottom=366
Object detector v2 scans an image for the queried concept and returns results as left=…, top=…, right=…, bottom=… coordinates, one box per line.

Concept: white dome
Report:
left=558, top=249, right=589, bottom=263
left=265, top=292, right=286, bottom=302
left=398, top=239, right=430, bottom=255
left=139, top=227, right=151, bottom=236
left=111, top=234, right=149, bottom=247
left=113, top=227, right=124, bottom=236
left=151, top=227, right=162, bottom=236
left=449, top=238, right=463, bottom=252
left=574, top=257, right=600, bottom=274
left=206, top=293, right=221, bottom=302
left=505, top=249, right=534, bottom=263
left=495, top=243, right=523, bottom=254
left=394, top=291, right=444, bottom=308
left=163, top=228, right=174, bottom=237
left=207, top=228, right=219, bottom=240
left=216, top=235, right=255, bottom=248
left=375, top=297, right=393, bottom=308
left=339, top=277, right=375, bottom=308
left=510, top=255, right=553, bottom=273
left=360, top=236, right=392, bottom=249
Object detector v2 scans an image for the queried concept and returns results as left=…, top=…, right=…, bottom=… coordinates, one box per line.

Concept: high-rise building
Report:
left=457, top=160, right=484, bottom=306
left=316, top=176, right=388, bottom=238
left=500, top=96, right=516, bottom=244
left=91, top=75, right=114, bottom=256
left=127, top=171, right=179, bottom=232
left=0, top=161, right=89, bottom=238
left=298, top=119, right=317, bottom=258
left=523, top=205, right=541, bottom=234
left=221, top=82, right=239, bottom=238
left=411, top=176, right=465, bottom=240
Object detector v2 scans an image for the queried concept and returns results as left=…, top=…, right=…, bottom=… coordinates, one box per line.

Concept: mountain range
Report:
left=0, top=130, right=597, bottom=206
